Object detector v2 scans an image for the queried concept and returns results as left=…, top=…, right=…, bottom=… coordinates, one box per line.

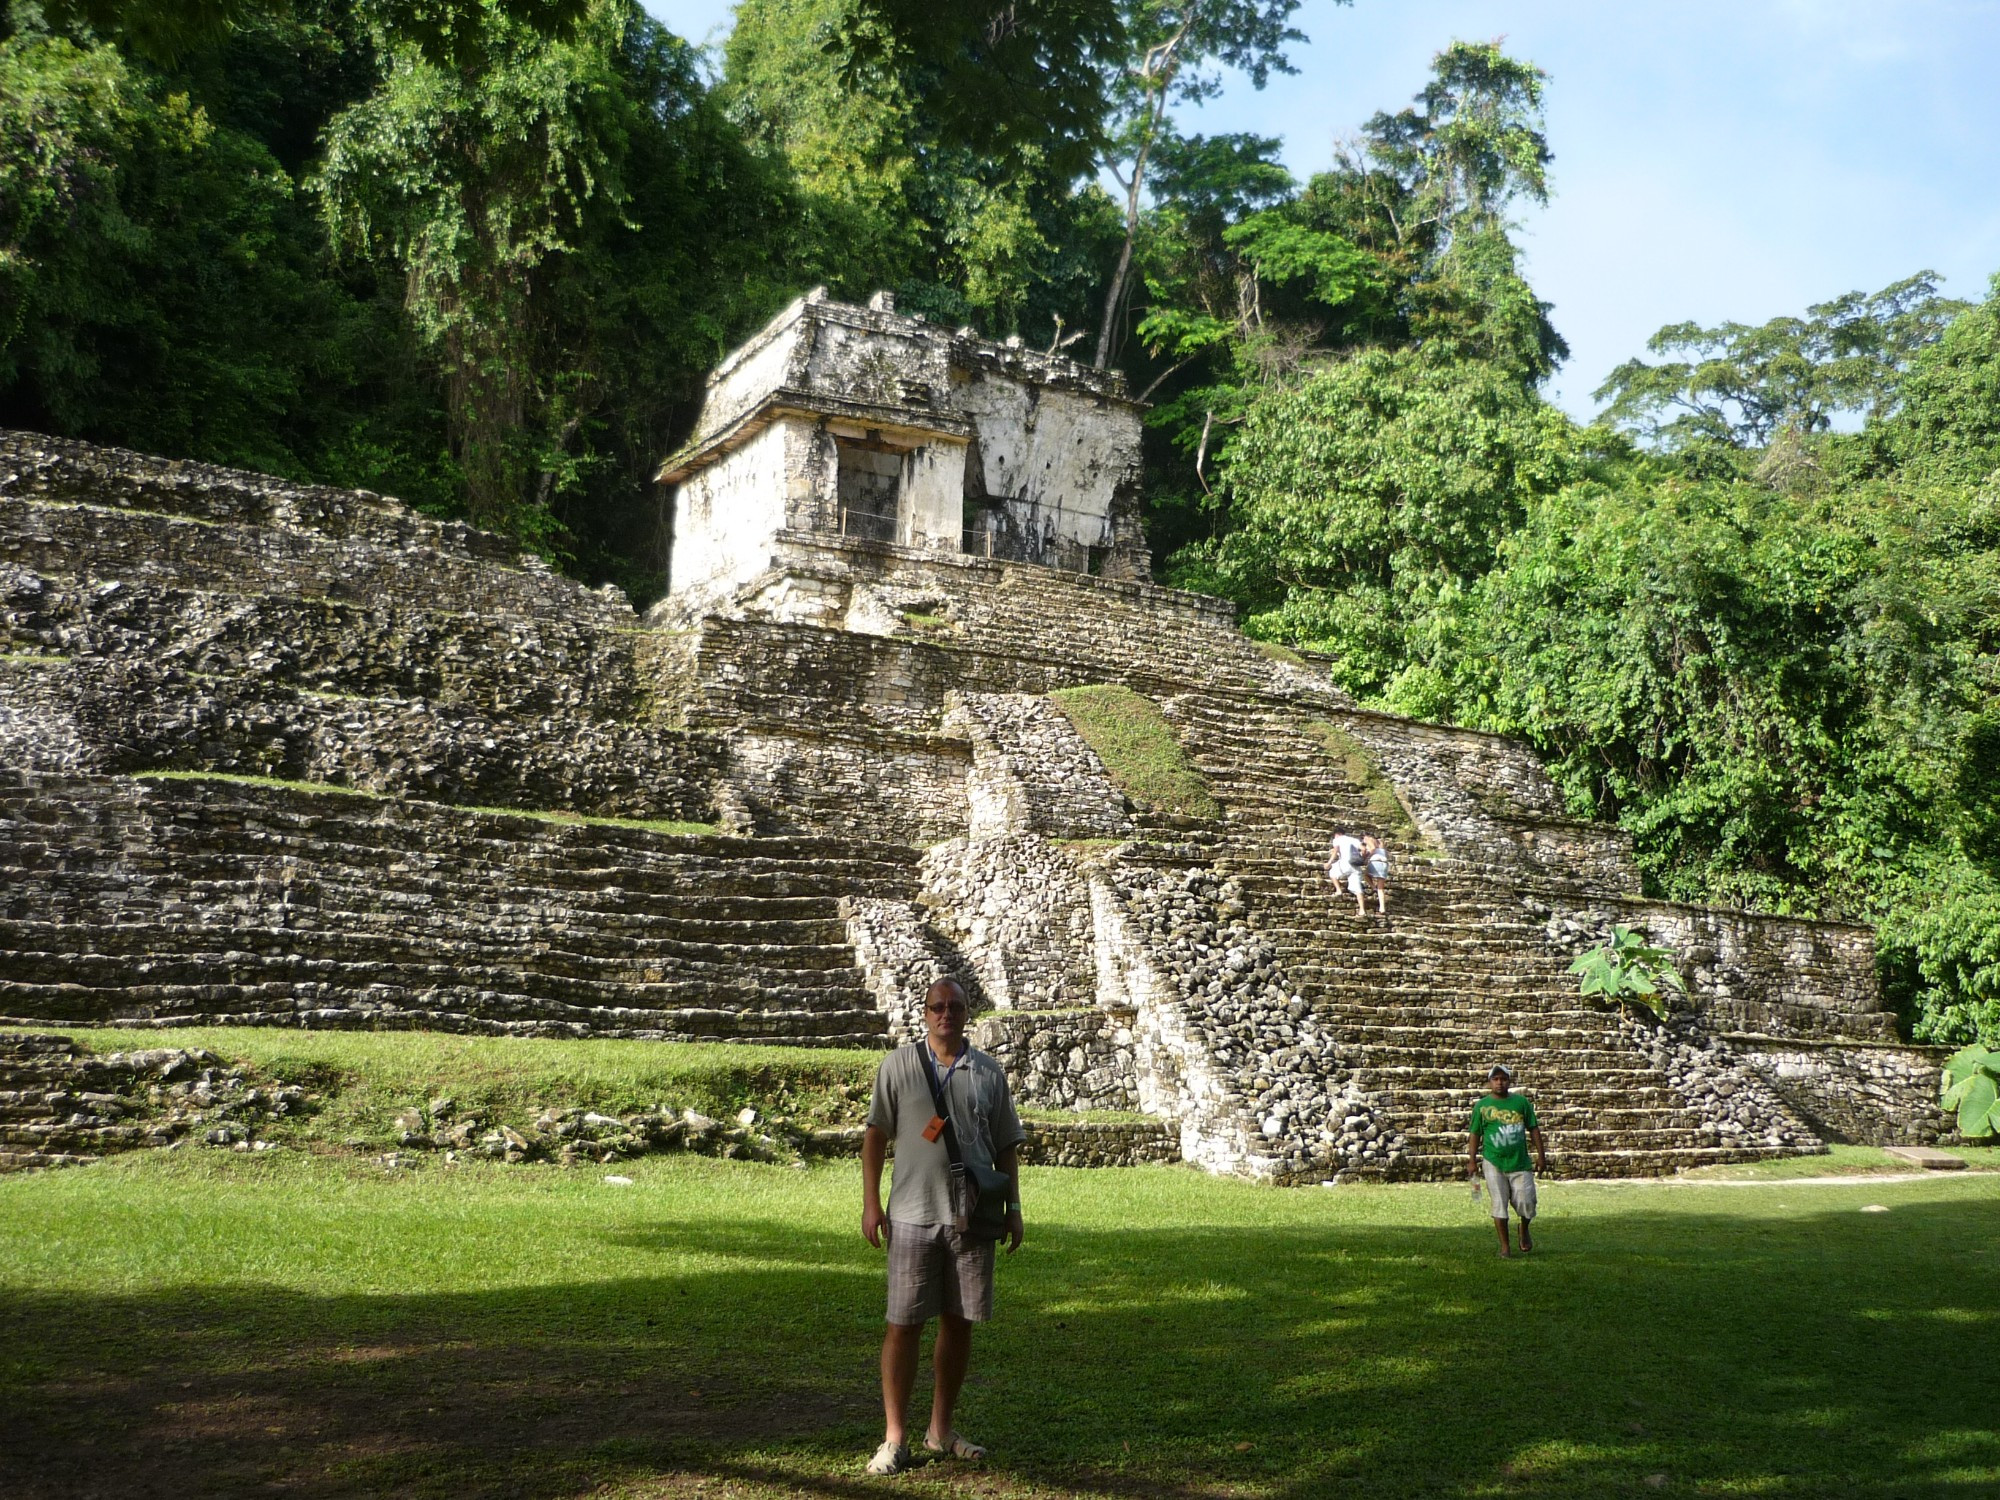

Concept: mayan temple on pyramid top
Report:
left=655, top=289, right=1155, bottom=620
left=0, top=325, right=1955, bottom=1181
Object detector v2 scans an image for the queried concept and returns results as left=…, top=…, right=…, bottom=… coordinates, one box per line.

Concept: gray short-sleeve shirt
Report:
left=866, top=1042, right=1025, bottom=1226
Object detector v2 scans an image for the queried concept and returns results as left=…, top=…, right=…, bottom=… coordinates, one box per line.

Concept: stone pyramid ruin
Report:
left=0, top=290, right=1948, bottom=1180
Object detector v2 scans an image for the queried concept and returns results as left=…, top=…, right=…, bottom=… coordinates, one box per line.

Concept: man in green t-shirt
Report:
left=1467, top=1066, right=1548, bottom=1258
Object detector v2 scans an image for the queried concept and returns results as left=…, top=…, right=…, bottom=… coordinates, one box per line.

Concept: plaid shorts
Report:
left=886, top=1221, right=995, bottom=1325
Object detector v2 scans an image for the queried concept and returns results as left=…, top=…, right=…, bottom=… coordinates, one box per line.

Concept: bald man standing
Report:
left=860, top=978, right=1025, bottom=1475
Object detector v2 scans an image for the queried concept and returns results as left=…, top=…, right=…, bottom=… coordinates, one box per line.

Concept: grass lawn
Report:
left=34, top=1027, right=883, bottom=1146
left=4, top=1147, right=1997, bottom=1499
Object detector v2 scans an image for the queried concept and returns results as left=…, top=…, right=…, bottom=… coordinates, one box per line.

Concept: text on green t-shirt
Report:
left=1468, top=1093, right=1539, bottom=1173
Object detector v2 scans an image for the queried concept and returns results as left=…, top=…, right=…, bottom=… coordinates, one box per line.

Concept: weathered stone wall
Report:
left=8, top=574, right=646, bottom=712
left=1, top=487, right=627, bottom=632
left=651, top=534, right=1253, bottom=697
left=0, top=656, right=93, bottom=774
left=41, top=658, right=719, bottom=820
left=945, top=692, right=1132, bottom=840
left=694, top=616, right=1005, bottom=734
left=1535, top=895, right=1889, bottom=1043
left=839, top=897, right=978, bottom=1045
left=722, top=728, right=969, bottom=845
left=2, top=430, right=520, bottom=562
left=1335, top=708, right=1640, bottom=891
left=1019, top=1116, right=1179, bottom=1167
left=1098, top=866, right=1405, bottom=1182
left=922, top=835, right=1099, bottom=1011
left=1730, top=1040, right=1950, bottom=1145
left=1616, top=1014, right=1823, bottom=1154
left=662, top=292, right=1150, bottom=588
left=2, top=435, right=725, bottom=821
left=669, top=419, right=793, bottom=605
left=975, top=1007, right=1141, bottom=1111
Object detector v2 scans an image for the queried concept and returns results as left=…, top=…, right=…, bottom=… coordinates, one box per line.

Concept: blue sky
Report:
left=652, top=0, right=2000, bottom=418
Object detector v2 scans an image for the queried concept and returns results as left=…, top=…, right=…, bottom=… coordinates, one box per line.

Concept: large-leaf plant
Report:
left=1569, top=925, right=1687, bottom=1020
left=1941, top=1045, right=2000, bottom=1139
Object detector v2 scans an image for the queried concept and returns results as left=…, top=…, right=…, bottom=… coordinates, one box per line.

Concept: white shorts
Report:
left=1483, top=1162, right=1536, bottom=1219
left=1328, top=859, right=1363, bottom=895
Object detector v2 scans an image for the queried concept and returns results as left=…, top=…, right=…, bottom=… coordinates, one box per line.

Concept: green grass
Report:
left=134, top=772, right=717, bottom=836
left=1250, top=637, right=1305, bottom=665
left=1682, top=1143, right=2000, bottom=1180
left=140, top=769, right=386, bottom=797
left=0, top=651, right=67, bottom=667
left=38, top=1027, right=880, bottom=1145
left=1, top=1148, right=1995, bottom=1498
left=1050, top=684, right=1220, bottom=822
left=1299, top=719, right=1422, bottom=843
left=899, top=610, right=957, bottom=634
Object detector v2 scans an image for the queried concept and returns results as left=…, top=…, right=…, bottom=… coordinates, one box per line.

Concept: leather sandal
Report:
left=866, top=1440, right=913, bottom=1475
left=924, top=1431, right=987, bottom=1460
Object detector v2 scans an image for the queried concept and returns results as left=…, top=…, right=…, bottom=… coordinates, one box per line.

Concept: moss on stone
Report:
left=1050, top=684, right=1220, bottom=821
left=1250, top=637, right=1305, bottom=665
left=139, top=770, right=382, bottom=798
left=1298, top=721, right=1421, bottom=843
left=135, top=772, right=718, bottom=836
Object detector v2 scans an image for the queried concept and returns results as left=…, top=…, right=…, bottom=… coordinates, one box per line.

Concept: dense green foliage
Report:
left=0, top=4, right=1993, bottom=1042
left=1215, top=282, right=2000, bottom=1045
left=1, top=0, right=803, bottom=592
left=1942, top=1042, right=2000, bottom=1139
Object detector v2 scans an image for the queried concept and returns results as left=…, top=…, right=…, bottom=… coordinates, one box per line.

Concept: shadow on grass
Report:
left=5, top=1197, right=1999, bottom=1499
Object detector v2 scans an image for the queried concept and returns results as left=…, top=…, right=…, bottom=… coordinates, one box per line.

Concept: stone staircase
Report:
left=0, top=774, right=915, bottom=1045
left=1, top=431, right=717, bottom=823
left=0, top=431, right=1923, bottom=1169
left=940, top=564, right=1289, bottom=699
left=1161, top=692, right=1817, bottom=1179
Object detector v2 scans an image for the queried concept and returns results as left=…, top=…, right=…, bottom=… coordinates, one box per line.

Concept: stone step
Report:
left=0, top=984, right=891, bottom=1044
left=0, top=934, right=872, bottom=993
left=0, top=912, right=856, bottom=968
left=1336, top=1041, right=1660, bottom=1071
left=1386, top=1143, right=1806, bottom=1181
left=2, top=833, right=918, bottom=893
left=0, top=945, right=877, bottom=1005
left=3, top=871, right=874, bottom=934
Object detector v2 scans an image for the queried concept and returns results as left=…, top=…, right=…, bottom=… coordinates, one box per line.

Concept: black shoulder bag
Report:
left=920, top=1046, right=1012, bottom=1243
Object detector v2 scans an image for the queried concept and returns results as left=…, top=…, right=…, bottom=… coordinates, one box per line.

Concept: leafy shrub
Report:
left=1569, top=926, right=1686, bottom=1019
left=1941, top=1044, right=2000, bottom=1139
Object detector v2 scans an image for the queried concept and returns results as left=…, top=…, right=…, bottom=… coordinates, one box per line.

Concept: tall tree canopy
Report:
left=2, top=0, right=806, bottom=589
left=1595, top=272, right=1967, bottom=460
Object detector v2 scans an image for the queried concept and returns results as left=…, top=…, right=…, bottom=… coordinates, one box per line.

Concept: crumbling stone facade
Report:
left=0, top=394, right=1949, bottom=1180
left=658, top=288, right=1152, bottom=614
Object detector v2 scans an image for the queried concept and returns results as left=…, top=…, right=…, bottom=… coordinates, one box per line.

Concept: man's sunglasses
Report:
left=925, top=1001, right=968, bottom=1014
